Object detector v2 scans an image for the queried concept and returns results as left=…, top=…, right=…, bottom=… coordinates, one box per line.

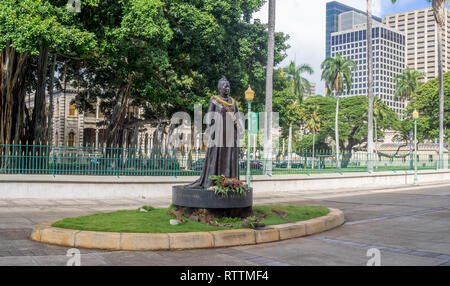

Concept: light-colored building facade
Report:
left=27, top=90, right=156, bottom=151
left=52, top=89, right=98, bottom=148
left=383, top=7, right=450, bottom=81
left=303, top=82, right=316, bottom=98
left=330, top=22, right=406, bottom=115
left=309, top=82, right=316, bottom=97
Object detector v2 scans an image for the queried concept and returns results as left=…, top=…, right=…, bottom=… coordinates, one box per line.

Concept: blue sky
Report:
left=386, top=1, right=449, bottom=16
left=252, top=0, right=447, bottom=95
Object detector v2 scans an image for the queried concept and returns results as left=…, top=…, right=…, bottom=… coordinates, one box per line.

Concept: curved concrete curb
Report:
left=30, top=208, right=344, bottom=250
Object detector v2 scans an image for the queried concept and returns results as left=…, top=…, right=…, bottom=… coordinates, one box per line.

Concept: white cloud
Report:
left=252, top=0, right=391, bottom=95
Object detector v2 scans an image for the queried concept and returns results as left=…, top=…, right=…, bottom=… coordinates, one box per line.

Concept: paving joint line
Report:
left=345, top=206, right=450, bottom=225
left=410, top=215, right=450, bottom=223
left=217, top=248, right=292, bottom=266
left=311, top=236, right=449, bottom=261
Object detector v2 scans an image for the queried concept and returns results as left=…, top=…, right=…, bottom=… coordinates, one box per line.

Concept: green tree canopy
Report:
left=300, top=95, right=399, bottom=153
left=284, top=61, right=313, bottom=102
left=404, top=71, right=450, bottom=142
left=0, top=0, right=97, bottom=55
left=321, top=53, right=356, bottom=95
left=0, top=0, right=290, bottom=148
left=0, top=0, right=98, bottom=145
left=394, top=67, right=425, bottom=102
left=72, top=0, right=289, bottom=146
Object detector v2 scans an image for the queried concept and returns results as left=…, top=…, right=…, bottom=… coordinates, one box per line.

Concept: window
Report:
left=69, top=104, right=76, bottom=116
left=68, top=132, right=75, bottom=147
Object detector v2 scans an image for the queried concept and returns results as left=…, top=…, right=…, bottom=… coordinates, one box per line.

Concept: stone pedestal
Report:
left=171, top=185, right=253, bottom=217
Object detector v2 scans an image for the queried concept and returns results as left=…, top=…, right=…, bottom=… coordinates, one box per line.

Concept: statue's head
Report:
left=218, top=77, right=230, bottom=96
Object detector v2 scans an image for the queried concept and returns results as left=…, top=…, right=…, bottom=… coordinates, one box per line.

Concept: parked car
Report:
left=239, top=160, right=263, bottom=170
left=275, top=161, right=288, bottom=168
left=275, top=160, right=304, bottom=169
left=291, top=162, right=304, bottom=169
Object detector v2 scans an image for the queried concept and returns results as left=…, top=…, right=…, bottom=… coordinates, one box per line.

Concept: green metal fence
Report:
left=0, top=143, right=447, bottom=177
left=271, top=150, right=445, bottom=175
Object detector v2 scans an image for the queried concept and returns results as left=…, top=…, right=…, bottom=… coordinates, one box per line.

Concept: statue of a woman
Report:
left=187, top=77, right=243, bottom=189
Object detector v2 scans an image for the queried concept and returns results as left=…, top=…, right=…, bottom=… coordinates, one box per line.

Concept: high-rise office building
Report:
left=326, top=1, right=382, bottom=58
left=338, top=11, right=368, bottom=32
left=330, top=22, right=406, bottom=115
left=303, top=82, right=316, bottom=99
left=383, top=7, right=450, bottom=80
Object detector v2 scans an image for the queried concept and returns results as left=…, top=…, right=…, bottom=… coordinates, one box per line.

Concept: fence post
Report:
left=116, top=147, right=120, bottom=179
left=52, top=145, right=55, bottom=177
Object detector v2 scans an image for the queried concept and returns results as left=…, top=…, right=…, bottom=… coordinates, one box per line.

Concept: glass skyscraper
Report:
left=326, top=1, right=382, bottom=58
left=330, top=24, right=406, bottom=115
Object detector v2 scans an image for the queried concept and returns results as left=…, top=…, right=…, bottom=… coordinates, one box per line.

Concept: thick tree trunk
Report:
left=287, top=123, right=292, bottom=168
left=264, top=0, right=275, bottom=175
left=105, top=86, right=130, bottom=148
left=299, top=125, right=303, bottom=151
left=0, top=42, right=30, bottom=146
left=375, top=118, right=378, bottom=169
left=335, top=92, right=341, bottom=169
left=312, top=130, right=315, bottom=169
left=341, top=147, right=354, bottom=168
left=148, top=121, right=180, bottom=170
left=437, top=27, right=444, bottom=168
left=433, top=0, right=445, bottom=169
left=366, top=0, right=374, bottom=172
left=32, top=45, right=50, bottom=144
left=47, top=53, right=57, bottom=143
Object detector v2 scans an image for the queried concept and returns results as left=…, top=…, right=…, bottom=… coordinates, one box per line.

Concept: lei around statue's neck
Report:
left=214, top=95, right=235, bottom=106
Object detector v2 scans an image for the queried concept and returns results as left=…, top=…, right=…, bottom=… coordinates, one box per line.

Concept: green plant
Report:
left=242, top=216, right=265, bottom=229
left=140, top=206, right=155, bottom=212
left=215, top=217, right=243, bottom=225
left=208, top=175, right=249, bottom=198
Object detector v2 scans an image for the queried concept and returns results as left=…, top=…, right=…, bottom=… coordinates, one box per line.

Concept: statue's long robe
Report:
left=187, top=96, right=243, bottom=189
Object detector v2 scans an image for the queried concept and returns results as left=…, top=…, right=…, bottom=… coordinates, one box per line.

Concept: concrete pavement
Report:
left=3, top=170, right=450, bottom=199
left=0, top=182, right=449, bottom=266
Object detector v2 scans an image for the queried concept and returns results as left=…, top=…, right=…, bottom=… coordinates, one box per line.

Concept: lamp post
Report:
left=245, top=87, right=255, bottom=187
left=412, top=109, right=419, bottom=184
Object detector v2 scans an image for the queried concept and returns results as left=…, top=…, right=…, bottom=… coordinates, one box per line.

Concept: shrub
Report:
left=208, top=175, right=249, bottom=198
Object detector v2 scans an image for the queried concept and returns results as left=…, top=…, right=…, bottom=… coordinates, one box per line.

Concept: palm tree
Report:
left=373, top=98, right=390, bottom=169
left=394, top=67, right=425, bottom=104
left=321, top=53, right=356, bottom=169
left=392, top=0, right=449, bottom=168
left=264, top=0, right=276, bottom=175
left=306, top=105, right=321, bottom=169
left=394, top=66, right=425, bottom=169
left=366, top=0, right=375, bottom=172
left=285, top=61, right=314, bottom=102
left=298, top=109, right=307, bottom=152
left=285, top=61, right=313, bottom=168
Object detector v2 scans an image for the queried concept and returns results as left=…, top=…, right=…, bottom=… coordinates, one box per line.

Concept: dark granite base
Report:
left=172, top=185, right=253, bottom=209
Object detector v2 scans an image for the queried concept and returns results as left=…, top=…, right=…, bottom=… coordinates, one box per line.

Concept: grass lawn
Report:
left=51, top=205, right=329, bottom=233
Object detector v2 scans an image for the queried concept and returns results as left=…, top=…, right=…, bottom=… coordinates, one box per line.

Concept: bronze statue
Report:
left=187, top=77, right=243, bottom=189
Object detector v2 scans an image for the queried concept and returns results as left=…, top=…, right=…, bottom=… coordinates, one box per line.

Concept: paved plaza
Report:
left=0, top=183, right=449, bottom=266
